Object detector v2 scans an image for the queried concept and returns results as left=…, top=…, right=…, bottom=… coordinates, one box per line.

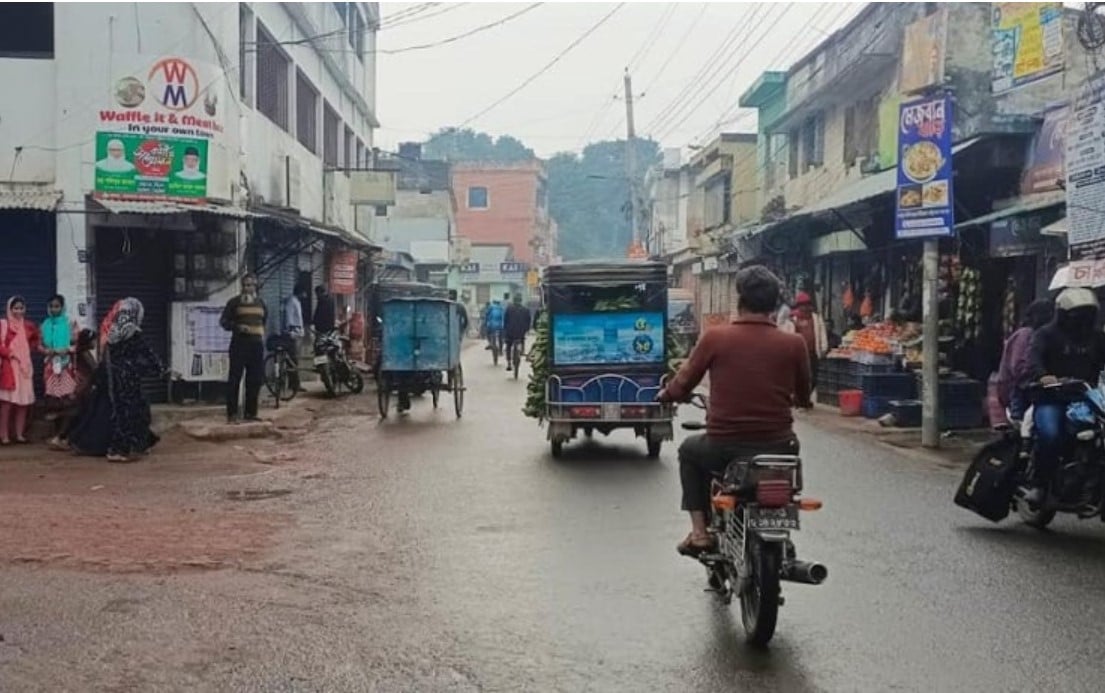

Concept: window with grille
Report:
left=357, top=139, right=367, bottom=168
left=296, top=71, right=319, bottom=154
left=468, top=187, right=489, bottom=210
left=323, top=102, right=340, bottom=168
left=348, top=8, right=366, bottom=61
left=256, top=24, right=289, bottom=131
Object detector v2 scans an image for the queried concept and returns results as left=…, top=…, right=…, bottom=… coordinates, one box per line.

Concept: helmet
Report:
left=1056, top=288, right=1099, bottom=312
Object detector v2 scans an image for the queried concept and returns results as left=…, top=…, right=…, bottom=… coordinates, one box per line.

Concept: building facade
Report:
left=0, top=2, right=380, bottom=401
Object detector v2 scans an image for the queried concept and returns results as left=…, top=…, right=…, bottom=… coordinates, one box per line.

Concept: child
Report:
left=49, top=328, right=98, bottom=450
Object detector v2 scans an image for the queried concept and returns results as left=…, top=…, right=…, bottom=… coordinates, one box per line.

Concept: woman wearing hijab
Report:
left=41, top=294, right=78, bottom=415
left=0, top=296, right=41, bottom=444
left=48, top=328, right=98, bottom=451
left=68, top=298, right=164, bottom=462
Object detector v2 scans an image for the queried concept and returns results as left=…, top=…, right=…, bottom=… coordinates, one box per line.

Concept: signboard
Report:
left=1066, top=73, right=1105, bottom=257
left=990, top=216, right=1047, bottom=258
left=94, top=132, right=208, bottom=199
left=526, top=269, right=540, bottom=287
left=96, top=55, right=229, bottom=201
left=458, top=262, right=480, bottom=274
left=500, top=261, right=528, bottom=275
left=329, top=250, right=358, bottom=295
left=899, top=9, right=948, bottom=95
left=350, top=170, right=397, bottom=205
left=170, top=302, right=231, bottom=382
left=895, top=95, right=954, bottom=239
left=991, top=3, right=1064, bottom=94
left=1021, top=104, right=1068, bottom=195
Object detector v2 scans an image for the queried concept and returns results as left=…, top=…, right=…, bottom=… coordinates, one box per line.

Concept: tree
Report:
left=547, top=138, right=660, bottom=261
left=422, top=127, right=535, bottom=163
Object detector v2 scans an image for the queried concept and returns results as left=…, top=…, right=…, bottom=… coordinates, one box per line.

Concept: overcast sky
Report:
left=375, top=2, right=864, bottom=157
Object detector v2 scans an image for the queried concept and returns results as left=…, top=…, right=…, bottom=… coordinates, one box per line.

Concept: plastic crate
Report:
left=839, top=390, right=863, bottom=417
left=889, top=399, right=922, bottom=428
left=939, top=378, right=984, bottom=405
left=862, top=395, right=894, bottom=419
left=860, top=373, right=917, bottom=399
left=816, top=390, right=839, bottom=407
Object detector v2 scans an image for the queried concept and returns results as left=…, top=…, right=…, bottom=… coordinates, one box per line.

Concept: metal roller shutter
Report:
left=257, top=250, right=297, bottom=338
left=0, top=211, right=57, bottom=398
left=94, top=226, right=173, bottom=403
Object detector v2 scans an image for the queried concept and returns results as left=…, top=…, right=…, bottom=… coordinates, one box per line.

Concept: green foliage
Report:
left=423, top=127, right=535, bottom=163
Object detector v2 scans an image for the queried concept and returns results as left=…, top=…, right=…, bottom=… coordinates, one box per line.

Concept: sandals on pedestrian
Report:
left=106, top=454, right=132, bottom=463
left=677, top=533, right=716, bottom=557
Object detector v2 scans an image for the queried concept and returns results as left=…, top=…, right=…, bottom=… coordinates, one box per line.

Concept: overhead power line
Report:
left=383, top=3, right=469, bottom=30
left=380, top=4, right=543, bottom=54
left=640, top=2, right=710, bottom=96
left=459, top=3, right=627, bottom=129
left=627, top=2, right=679, bottom=73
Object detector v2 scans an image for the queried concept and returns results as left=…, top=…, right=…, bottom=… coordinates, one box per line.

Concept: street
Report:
left=4, top=345, right=1105, bottom=692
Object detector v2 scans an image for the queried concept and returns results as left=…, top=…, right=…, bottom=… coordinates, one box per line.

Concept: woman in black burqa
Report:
left=68, top=297, right=164, bottom=462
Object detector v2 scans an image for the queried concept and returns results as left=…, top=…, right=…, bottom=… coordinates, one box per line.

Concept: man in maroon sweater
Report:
left=658, top=265, right=812, bottom=556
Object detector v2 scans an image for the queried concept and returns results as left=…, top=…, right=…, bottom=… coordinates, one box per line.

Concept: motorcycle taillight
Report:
left=756, top=479, right=794, bottom=508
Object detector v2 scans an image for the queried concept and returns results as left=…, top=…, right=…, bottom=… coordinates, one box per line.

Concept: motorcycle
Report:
left=313, top=328, right=365, bottom=397
left=1012, top=380, right=1105, bottom=529
left=682, top=395, right=827, bottom=647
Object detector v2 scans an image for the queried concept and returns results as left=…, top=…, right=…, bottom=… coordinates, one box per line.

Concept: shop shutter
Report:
left=0, top=211, right=57, bottom=398
left=257, top=251, right=297, bottom=338
left=94, top=226, right=173, bottom=403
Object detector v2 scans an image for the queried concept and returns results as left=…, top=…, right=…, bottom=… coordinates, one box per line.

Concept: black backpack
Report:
left=954, top=434, right=1022, bottom=522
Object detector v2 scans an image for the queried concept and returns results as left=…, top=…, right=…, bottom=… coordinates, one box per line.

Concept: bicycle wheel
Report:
left=280, top=355, right=299, bottom=402
left=264, top=353, right=286, bottom=406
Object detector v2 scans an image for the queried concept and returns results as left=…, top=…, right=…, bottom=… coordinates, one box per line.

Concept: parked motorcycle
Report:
left=956, top=380, right=1105, bottom=529
left=682, top=395, right=827, bottom=647
left=313, top=328, right=365, bottom=397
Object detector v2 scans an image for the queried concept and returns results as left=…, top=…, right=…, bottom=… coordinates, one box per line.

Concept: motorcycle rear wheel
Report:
left=1016, top=497, right=1056, bottom=529
left=741, top=540, right=782, bottom=647
left=345, top=370, right=365, bottom=394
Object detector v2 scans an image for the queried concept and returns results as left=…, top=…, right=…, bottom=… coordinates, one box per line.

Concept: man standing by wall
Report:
left=313, top=285, right=337, bottom=336
left=221, top=274, right=267, bottom=423
left=283, top=285, right=307, bottom=393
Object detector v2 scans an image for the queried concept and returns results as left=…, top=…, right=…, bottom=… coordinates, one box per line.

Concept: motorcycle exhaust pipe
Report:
left=782, top=560, right=828, bottom=585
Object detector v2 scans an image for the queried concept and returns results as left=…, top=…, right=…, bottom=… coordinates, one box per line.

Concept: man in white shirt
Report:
left=175, top=146, right=206, bottom=181
left=283, top=290, right=306, bottom=392
left=96, top=139, right=136, bottom=173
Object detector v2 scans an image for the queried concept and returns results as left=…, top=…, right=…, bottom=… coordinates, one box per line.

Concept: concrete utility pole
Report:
left=624, top=69, right=640, bottom=245
left=921, top=239, right=940, bottom=448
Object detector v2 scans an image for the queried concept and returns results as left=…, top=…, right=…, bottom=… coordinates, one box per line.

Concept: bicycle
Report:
left=264, top=335, right=300, bottom=409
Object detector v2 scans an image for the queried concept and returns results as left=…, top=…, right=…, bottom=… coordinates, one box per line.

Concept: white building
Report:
left=645, top=147, right=694, bottom=257
left=0, top=2, right=380, bottom=401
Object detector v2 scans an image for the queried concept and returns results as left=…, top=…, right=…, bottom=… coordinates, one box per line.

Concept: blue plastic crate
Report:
left=861, top=373, right=917, bottom=399
left=862, top=395, right=894, bottom=419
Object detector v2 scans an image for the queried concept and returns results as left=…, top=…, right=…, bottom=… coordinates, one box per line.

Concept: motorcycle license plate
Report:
left=313, top=355, right=330, bottom=366
left=747, top=505, right=799, bottom=531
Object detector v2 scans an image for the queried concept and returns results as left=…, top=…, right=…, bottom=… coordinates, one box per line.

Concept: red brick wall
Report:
left=453, top=165, right=540, bottom=263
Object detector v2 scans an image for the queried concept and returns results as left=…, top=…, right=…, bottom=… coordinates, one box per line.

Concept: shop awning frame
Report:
left=953, top=189, right=1066, bottom=230
left=0, top=188, right=63, bottom=211
left=92, top=198, right=259, bottom=219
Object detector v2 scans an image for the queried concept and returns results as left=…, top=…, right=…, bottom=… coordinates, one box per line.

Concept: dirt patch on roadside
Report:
left=0, top=494, right=291, bottom=573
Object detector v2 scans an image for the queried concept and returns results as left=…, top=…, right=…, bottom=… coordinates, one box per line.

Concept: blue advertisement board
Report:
left=552, top=311, right=665, bottom=366
left=895, top=95, right=954, bottom=239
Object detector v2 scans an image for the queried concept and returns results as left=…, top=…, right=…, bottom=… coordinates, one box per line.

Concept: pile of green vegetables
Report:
left=522, top=300, right=687, bottom=422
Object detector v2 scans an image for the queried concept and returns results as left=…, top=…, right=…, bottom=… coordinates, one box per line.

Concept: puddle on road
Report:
left=224, top=489, right=293, bottom=502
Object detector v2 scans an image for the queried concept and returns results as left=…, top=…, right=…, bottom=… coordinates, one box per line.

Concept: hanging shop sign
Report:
left=895, top=95, right=954, bottom=239
left=899, top=9, right=948, bottom=95
left=1021, top=104, right=1068, bottom=195
left=1065, top=73, right=1105, bottom=258
left=94, top=132, right=208, bottom=200
left=458, top=262, right=480, bottom=274
left=500, top=261, right=529, bottom=275
left=991, top=3, right=1065, bottom=94
left=95, top=55, right=229, bottom=201
left=329, top=251, right=358, bottom=295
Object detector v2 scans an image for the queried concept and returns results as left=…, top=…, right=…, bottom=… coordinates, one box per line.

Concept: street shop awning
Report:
left=252, top=204, right=380, bottom=251
left=1049, top=260, right=1105, bottom=290
left=954, top=190, right=1066, bottom=230
left=0, top=188, right=62, bottom=211
left=93, top=199, right=258, bottom=219
left=1042, top=216, right=1068, bottom=237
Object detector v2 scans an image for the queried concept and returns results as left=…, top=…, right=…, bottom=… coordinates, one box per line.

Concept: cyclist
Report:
left=504, top=294, right=531, bottom=372
left=282, top=287, right=307, bottom=392
left=484, top=297, right=505, bottom=356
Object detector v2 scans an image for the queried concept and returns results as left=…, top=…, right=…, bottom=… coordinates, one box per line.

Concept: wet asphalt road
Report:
left=5, top=344, right=1105, bottom=691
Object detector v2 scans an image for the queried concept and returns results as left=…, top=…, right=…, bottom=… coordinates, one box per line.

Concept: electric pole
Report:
left=624, top=69, right=640, bottom=246
left=921, top=239, right=940, bottom=448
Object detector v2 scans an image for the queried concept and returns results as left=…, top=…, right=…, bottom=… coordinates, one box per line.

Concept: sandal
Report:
left=677, top=533, right=716, bottom=557
left=106, top=454, right=132, bottom=463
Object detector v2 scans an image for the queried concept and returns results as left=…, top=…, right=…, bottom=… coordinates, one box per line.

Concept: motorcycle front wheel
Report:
left=740, top=539, right=782, bottom=647
left=1015, top=497, right=1056, bottom=529
left=318, top=363, right=336, bottom=397
left=345, top=369, right=365, bottom=394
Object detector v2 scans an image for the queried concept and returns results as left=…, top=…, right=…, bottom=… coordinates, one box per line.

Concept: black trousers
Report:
left=678, top=433, right=799, bottom=512
left=227, top=337, right=264, bottom=419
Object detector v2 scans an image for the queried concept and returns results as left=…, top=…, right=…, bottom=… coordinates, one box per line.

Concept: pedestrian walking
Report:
left=40, top=294, right=79, bottom=420
left=221, top=274, right=267, bottom=423
left=792, top=291, right=828, bottom=395
left=0, top=295, right=40, bottom=444
left=68, top=298, right=163, bottom=462
left=313, top=285, right=336, bottom=335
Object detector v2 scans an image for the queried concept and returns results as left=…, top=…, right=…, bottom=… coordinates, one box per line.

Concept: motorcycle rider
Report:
left=658, top=265, right=812, bottom=556
left=484, top=297, right=505, bottom=355
left=503, top=294, right=531, bottom=371
left=1026, top=287, right=1105, bottom=502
